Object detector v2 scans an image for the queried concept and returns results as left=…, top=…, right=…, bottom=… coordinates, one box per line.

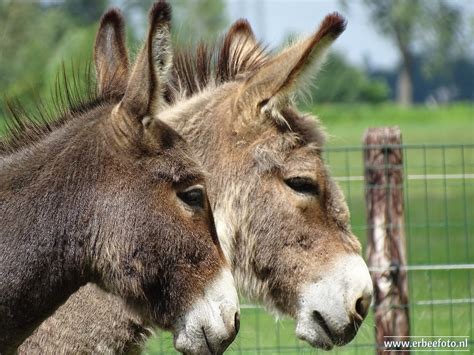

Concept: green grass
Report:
left=142, top=103, right=474, bottom=354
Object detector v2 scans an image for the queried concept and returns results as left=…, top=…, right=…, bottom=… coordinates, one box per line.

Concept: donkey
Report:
left=0, top=3, right=240, bottom=355
left=20, top=6, right=373, bottom=353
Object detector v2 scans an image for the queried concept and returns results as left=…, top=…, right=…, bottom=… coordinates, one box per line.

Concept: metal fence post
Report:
left=363, top=127, right=410, bottom=354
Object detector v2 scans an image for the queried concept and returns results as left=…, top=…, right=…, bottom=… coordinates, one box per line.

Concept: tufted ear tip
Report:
left=99, top=7, right=125, bottom=30
left=149, top=0, right=172, bottom=26
left=317, top=12, right=347, bottom=40
left=227, top=18, right=256, bottom=39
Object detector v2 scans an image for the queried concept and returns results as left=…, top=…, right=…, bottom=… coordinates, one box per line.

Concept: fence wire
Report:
left=146, top=144, right=474, bottom=354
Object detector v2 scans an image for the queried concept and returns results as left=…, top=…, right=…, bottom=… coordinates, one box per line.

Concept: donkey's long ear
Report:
left=118, top=1, right=172, bottom=119
left=237, top=13, right=346, bottom=116
left=218, top=19, right=267, bottom=82
left=94, top=8, right=129, bottom=96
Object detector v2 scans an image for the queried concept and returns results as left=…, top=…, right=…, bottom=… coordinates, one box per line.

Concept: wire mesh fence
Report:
left=145, top=143, right=474, bottom=354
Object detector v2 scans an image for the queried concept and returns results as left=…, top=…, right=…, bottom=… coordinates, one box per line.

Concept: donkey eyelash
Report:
left=284, top=177, right=320, bottom=196
left=177, top=186, right=205, bottom=209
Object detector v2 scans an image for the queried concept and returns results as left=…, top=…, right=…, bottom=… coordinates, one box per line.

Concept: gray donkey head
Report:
left=163, top=13, right=373, bottom=349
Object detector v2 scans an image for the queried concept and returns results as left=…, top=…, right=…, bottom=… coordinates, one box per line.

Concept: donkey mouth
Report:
left=296, top=310, right=360, bottom=349
left=312, top=311, right=338, bottom=345
left=202, top=326, right=216, bottom=354
left=295, top=314, right=335, bottom=350
left=296, top=330, right=334, bottom=351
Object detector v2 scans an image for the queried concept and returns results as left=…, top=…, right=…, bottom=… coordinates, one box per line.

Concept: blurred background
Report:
left=1, top=0, right=473, bottom=112
left=1, top=0, right=472, bottom=354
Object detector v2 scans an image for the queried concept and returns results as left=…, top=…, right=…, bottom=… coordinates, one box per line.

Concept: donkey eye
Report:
left=285, top=177, right=320, bottom=196
left=178, top=187, right=205, bottom=209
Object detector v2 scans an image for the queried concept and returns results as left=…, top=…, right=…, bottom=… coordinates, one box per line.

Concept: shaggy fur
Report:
left=20, top=8, right=367, bottom=353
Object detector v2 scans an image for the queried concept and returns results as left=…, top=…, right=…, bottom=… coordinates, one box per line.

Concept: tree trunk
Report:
left=394, top=27, right=414, bottom=107
left=397, top=62, right=413, bottom=107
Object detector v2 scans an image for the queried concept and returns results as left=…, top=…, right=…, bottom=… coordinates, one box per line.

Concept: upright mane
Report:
left=165, top=20, right=328, bottom=147
left=0, top=21, right=267, bottom=154
left=1, top=18, right=325, bottom=155
left=166, top=20, right=269, bottom=102
left=0, top=64, right=123, bottom=155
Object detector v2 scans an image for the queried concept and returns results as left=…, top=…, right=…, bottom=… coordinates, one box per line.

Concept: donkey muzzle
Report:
left=173, top=268, right=240, bottom=354
left=295, top=254, right=373, bottom=350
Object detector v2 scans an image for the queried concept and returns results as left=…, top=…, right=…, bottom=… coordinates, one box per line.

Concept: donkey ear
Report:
left=94, top=8, right=129, bottom=96
left=218, top=18, right=266, bottom=82
left=237, top=13, right=346, bottom=114
left=225, top=18, right=257, bottom=57
left=118, top=1, right=172, bottom=120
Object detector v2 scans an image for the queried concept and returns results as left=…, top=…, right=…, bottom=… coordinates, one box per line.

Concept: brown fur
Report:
left=20, top=9, right=367, bottom=353
left=1, top=3, right=226, bottom=354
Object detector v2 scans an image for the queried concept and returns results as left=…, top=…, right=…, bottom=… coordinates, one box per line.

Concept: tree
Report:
left=360, top=0, right=463, bottom=106
left=311, top=53, right=389, bottom=104
left=0, top=1, right=107, bottom=102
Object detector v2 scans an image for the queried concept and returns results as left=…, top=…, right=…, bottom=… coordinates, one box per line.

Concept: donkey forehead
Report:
left=249, top=105, right=327, bottom=166
left=283, top=144, right=324, bottom=168
left=280, top=108, right=327, bottom=146
left=148, top=151, right=207, bottom=184
left=252, top=133, right=324, bottom=174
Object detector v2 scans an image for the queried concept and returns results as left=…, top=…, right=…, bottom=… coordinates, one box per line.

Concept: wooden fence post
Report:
left=363, top=127, right=410, bottom=354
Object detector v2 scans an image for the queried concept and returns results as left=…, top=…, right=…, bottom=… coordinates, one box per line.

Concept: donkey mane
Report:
left=166, top=19, right=269, bottom=102
left=0, top=20, right=267, bottom=155
left=0, top=65, right=124, bottom=155
left=166, top=20, right=328, bottom=147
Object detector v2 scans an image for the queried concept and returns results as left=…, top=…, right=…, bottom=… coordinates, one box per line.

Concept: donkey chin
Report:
left=295, top=254, right=373, bottom=350
left=173, top=269, right=240, bottom=355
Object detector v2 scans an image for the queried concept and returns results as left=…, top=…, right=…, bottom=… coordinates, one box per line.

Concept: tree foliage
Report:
left=311, top=53, right=389, bottom=104
left=360, top=0, right=466, bottom=105
left=0, top=0, right=107, bottom=112
left=0, top=0, right=227, bottom=119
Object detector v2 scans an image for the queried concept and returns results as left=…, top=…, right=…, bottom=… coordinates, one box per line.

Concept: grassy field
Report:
left=1, top=103, right=473, bottom=354
left=313, top=103, right=473, bottom=146
left=142, top=103, right=474, bottom=354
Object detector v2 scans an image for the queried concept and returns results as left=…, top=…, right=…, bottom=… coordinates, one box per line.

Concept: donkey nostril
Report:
left=234, top=312, right=240, bottom=335
left=355, top=296, right=370, bottom=320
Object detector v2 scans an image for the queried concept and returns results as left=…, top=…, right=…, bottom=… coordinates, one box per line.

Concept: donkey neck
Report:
left=0, top=114, right=103, bottom=351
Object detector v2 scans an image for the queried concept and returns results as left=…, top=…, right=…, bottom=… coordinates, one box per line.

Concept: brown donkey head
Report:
left=88, top=5, right=240, bottom=353
left=162, top=13, right=373, bottom=350
left=0, top=3, right=238, bottom=354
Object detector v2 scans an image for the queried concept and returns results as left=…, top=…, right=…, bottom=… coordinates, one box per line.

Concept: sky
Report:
left=225, top=0, right=474, bottom=70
